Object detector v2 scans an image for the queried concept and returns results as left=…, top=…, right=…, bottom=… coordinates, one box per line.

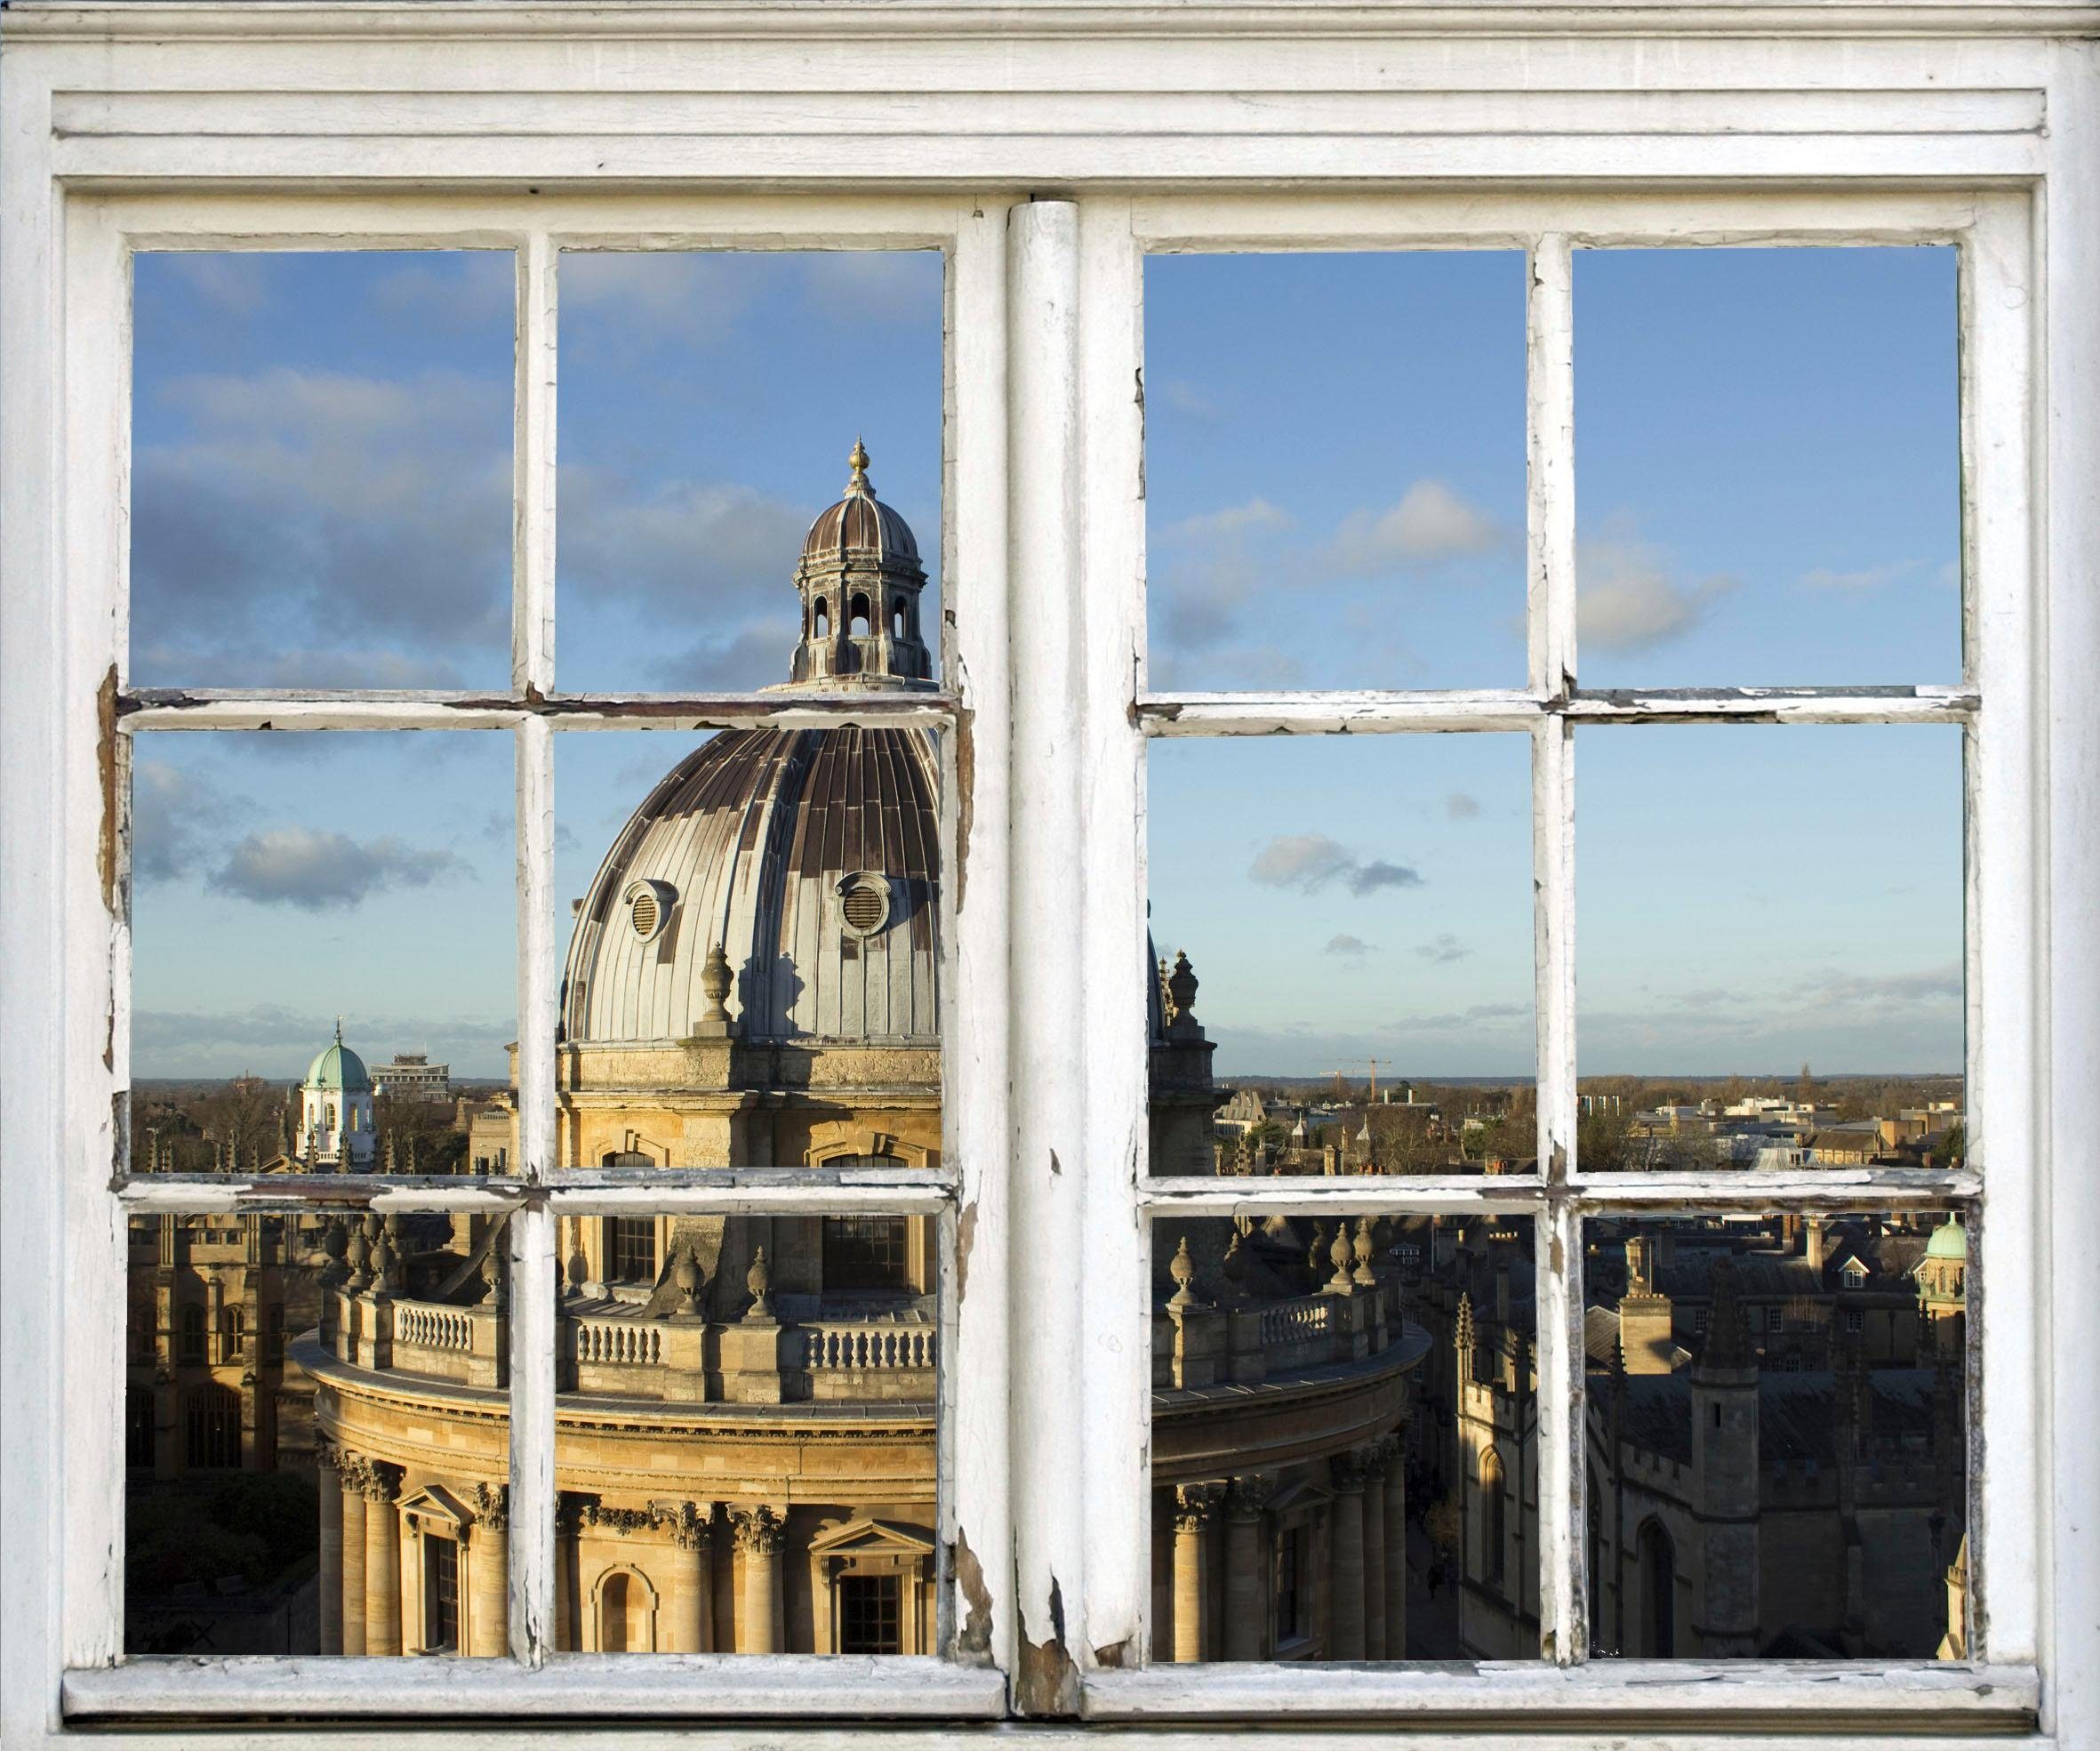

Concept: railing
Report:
left=573, top=1317, right=665, bottom=1366
left=394, top=1301, right=472, bottom=1354
left=1259, top=1294, right=1338, bottom=1348
left=804, top=1321, right=936, bottom=1372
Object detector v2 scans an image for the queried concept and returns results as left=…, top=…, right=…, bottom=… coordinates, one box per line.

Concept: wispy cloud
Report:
left=1798, top=560, right=1922, bottom=592
left=1250, top=833, right=1423, bottom=896
left=1577, top=526, right=1737, bottom=653
left=1325, top=933, right=1375, bottom=959
left=1445, top=791, right=1482, bottom=821
left=132, top=760, right=244, bottom=882
left=1416, top=933, right=1472, bottom=964
left=1158, top=378, right=1222, bottom=420
left=206, top=828, right=469, bottom=912
left=132, top=1002, right=517, bottom=1079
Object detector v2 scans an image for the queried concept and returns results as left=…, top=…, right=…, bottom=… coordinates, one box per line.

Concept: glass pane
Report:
left=1144, top=252, right=1527, bottom=690
left=549, top=725, right=943, bottom=1172
left=1582, top=1211, right=1969, bottom=1659
left=125, top=1205, right=509, bottom=1657
left=1575, top=246, right=1959, bottom=687
left=556, top=251, right=943, bottom=694
left=1148, top=734, right=1535, bottom=1177
left=550, top=1207, right=939, bottom=1654
left=1150, top=1209, right=1535, bottom=1659
left=1576, top=725, right=1964, bottom=1169
left=131, top=252, right=515, bottom=690
left=128, top=730, right=516, bottom=1172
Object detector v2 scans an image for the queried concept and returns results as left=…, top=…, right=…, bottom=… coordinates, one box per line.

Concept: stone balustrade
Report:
left=1157, top=1276, right=1406, bottom=1392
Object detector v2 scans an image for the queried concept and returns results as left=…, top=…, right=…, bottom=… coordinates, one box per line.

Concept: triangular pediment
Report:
left=398, top=1482, right=473, bottom=1534
left=807, top=1515, right=935, bottom=1558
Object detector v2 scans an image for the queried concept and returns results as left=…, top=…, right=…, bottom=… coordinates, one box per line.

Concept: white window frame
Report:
left=0, top=5, right=2095, bottom=1748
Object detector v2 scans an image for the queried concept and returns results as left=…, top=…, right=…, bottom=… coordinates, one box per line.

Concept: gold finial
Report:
left=846, top=437, right=871, bottom=494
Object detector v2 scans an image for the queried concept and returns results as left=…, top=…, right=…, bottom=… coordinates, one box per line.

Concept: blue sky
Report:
left=130, top=245, right=1960, bottom=1080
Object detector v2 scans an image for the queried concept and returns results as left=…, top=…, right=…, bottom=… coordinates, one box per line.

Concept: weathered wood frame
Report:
left=0, top=5, right=2093, bottom=1747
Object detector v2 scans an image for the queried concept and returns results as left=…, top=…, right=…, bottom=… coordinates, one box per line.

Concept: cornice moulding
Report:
left=5, top=1, right=2099, bottom=39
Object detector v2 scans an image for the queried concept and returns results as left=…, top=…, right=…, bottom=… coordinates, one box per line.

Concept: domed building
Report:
left=300, top=1020, right=375, bottom=1169
left=301, top=446, right=1423, bottom=1662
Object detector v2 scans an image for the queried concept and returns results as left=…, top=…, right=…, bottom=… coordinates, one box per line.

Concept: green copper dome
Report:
left=304, top=1020, right=373, bottom=1093
left=1925, top=1215, right=1968, bottom=1261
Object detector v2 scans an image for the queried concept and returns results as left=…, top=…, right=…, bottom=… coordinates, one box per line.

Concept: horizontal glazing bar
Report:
left=118, top=689, right=961, bottom=733
left=114, top=1175, right=525, bottom=1213
left=1078, top=1660, right=2036, bottom=1729
left=62, top=1655, right=1009, bottom=1721
left=1140, top=686, right=1976, bottom=736
left=1138, top=1168, right=1977, bottom=1217
left=543, top=1177, right=955, bottom=1215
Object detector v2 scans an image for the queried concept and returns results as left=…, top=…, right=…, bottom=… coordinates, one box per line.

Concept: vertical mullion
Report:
left=1006, top=196, right=1086, bottom=1715
left=515, top=231, right=557, bottom=696
left=1527, top=230, right=1582, bottom=1663
left=1965, top=193, right=2040, bottom=1667
left=508, top=229, right=559, bottom=1665
left=942, top=201, right=1015, bottom=1677
left=1076, top=197, right=1149, bottom=1673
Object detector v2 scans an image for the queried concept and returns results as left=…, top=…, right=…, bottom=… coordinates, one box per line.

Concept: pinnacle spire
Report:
left=846, top=437, right=871, bottom=494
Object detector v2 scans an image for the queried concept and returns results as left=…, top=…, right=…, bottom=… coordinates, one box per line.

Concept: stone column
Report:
left=1222, top=1475, right=1270, bottom=1661
left=733, top=1506, right=784, bottom=1654
left=554, top=1496, right=578, bottom=1653
left=670, top=1502, right=715, bottom=1654
left=1363, top=1447, right=1389, bottom=1660
left=364, top=1461, right=403, bottom=1656
left=469, top=1482, right=509, bottom=1659
left=317, top=1443, right=344, bottom=1654
left=1382, top=1437, right=1407, bottom=1660
left=1172, top=1485, right=1218, bottom=1663
left=1328, top=1450, right=1368, bottom=1659
left=340, top=1459, right=368, bottom=1656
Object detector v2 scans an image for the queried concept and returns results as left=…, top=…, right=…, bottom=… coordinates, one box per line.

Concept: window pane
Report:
left=1575, top=247, right=1959, bottom=687
left=1144, top=252, right=1527, bottom=690
left=1582, top=1211, right=1969, bottom=1659
left=125, top=1207, right=509, bottom=1657
left=1576, top=725, right=1964, bottom=1169
left=1149, top=1209, right=1533, bottom=1659
left=549, top=725, right=943, bottom=1172
left=131, top=252, right=515, bottom=690
left=555, top=250, right=943, bottom=695
left=128, top=731, right=516, bottom=1173
left=1148, top=734, right=1535, bottom=1177
left=550, top=1207, right=940, bottom=1655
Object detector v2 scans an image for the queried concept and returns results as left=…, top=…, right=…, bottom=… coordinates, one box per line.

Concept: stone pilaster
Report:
left=1222, top=1474, right=1270, bottom=1661
left=555, top=1494, right=581, bottom=1653
left=340, top=1458, right=369, bottom=1656
left=1328, top=1449, right=1368, bottom=1659
left=469, top=1482, right=509, bottom=1659
left=1362, top=1444, right=1389, bottom=1659
left=1381, top=1436, right=1407, bottom=1660
left=363, top=1460, right=404, bottom=1656
left=670, top=1502, right=716, bottom=1654
left=317, top=1442, right=343, bottom=1654
left=733, top=1506, right=785, bottom=1654
left=1172, top=1484, right=1219, bottom=1663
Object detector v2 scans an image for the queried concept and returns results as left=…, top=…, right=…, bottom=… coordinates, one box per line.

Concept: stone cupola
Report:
left=786, top=440, right=934, bottom=690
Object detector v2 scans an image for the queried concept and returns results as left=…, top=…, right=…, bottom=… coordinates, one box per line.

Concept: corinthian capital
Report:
left=732, top=1504, right=784, bottom=1556
left=670, top=1501, right=715, bottom=1554
left=1173, top=1482, right=1221, bottom=1533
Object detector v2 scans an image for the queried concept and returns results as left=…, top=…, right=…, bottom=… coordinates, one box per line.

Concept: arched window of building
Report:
left=599, top=1570, right=641, bottom=1652
left=326, top=1104, right=336, bottom=1129
left=182, top=1384, right=241, bottom=1468
left=892, top=596, right=905, bottom=638
left=1638, top=1517, right=1676, bottom=1658
left=1479, top=1448, right=1508, bottom=1587
left=179, top=1304, right=206, bottom=1366
left=219, top=1305, right=244, bottom=1362
left=607, top=1217, right=657, bottom=1285
left=814, top=597, right=829, bottom=638
left=849, top=591, right=870, bottom=635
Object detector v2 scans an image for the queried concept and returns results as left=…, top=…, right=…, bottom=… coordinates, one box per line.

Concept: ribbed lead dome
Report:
left=561, top=725, right=940, bottom=1046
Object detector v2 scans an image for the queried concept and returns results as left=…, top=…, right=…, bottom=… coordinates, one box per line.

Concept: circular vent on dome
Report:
left=622, top=878, right=677, bottom=944
left=837, top=872, right=892, bottom=937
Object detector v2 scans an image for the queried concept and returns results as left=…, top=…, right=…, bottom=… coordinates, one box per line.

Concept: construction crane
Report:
left=1321, top=1058, right=1393, bottom=1101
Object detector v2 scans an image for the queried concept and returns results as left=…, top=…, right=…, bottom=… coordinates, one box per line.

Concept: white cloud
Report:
left=160, top=254, right=270, bottom=317
left=1162, top=499, right=1293, bottom=545
left=1158, top=379, right=1222, bottom=420
left=1250, top=833, right=1423, bottom=896
left=206, top=828, right=469, bottom=912
left=1577, top=531, right=1737, bottom=653
left=1325, top=934, right=1375, bottom=958
left=132, top=760, right=243, bottom=882
left=1416, top=933, right=1473, bottom=964
left=1328, top=479, right=1505, bottom=574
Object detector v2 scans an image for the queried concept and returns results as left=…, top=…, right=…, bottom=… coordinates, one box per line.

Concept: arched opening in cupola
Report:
left=849, top=592, right=871, bottom=636
left=814, top=598, right=830, bottom=638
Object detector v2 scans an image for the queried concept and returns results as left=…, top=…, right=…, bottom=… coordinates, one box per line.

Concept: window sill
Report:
left=62, top=1655, right=1007, bottom=1723
left=1078, top=1660, right=2039, bottom=1733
